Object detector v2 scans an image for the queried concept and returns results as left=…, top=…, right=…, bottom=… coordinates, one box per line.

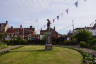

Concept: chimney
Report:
left=11, top=26, right=13, bottom=29
left=20, top=25, right=22, bottom=28
left=6, top=20, right=8, bottom=24
left=54, top=26, right=55, bottom=31
left=30, top=26, right=32, bottom=28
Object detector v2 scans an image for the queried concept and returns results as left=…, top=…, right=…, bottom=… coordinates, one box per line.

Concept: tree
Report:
left=87, top=39, right=96, bottom=48
left=0, top=33, right=6, bottom=42
left=74, top=30, right=92, bottom=42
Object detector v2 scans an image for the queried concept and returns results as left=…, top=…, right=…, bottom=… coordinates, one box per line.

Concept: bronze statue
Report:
left=45, top=19, right=52, bottom=50
left=47, top=19, right=51, bottom=30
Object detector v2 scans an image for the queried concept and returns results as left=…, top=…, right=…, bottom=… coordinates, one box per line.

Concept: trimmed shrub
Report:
left=88, top=39, right=96, bottom=46
left=4, top=40, right=27, bottom=45
left=80, top=41, right=89, bottom=48
left=64, top=40, right=72, bottom=45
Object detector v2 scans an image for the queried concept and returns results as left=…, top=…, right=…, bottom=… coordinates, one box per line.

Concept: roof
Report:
left=40, top=28, right=58, bottom=35
left=74, top=23, right=96, bottom=30
left=74, top=27, right=93, bottom=30
left=7, top=28, right=35, bottom=34
left=74, top=28, right=85, bottom=30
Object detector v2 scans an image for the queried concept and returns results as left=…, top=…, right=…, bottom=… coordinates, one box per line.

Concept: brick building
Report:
left=0, top=21, right=36, bottom=40
left=6, top=25, right=36, bottom=40
left=40, top=27, right=61, bottom=40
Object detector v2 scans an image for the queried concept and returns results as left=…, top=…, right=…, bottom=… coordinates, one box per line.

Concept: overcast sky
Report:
left=0, top=0, right=96, bottom=34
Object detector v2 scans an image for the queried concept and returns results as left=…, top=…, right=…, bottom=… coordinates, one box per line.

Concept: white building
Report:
left=0, top=21, right=9, bottom=33
left=74, top=23, right=96, bottom=36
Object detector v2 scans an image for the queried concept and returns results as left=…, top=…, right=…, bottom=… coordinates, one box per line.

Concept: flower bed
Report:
left=69, top=47, right=96, bottom=64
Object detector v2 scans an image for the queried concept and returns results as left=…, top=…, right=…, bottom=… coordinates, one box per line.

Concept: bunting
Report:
left=84, top=0, right=87, bottom=2
left=53, top=19, right=55, bottom=23
left=65, top=9, right=69, bottom=14
left=40, top=0, right=86, bottom=29
left=57, top=16, right=59, bottom=20
left=74, top=1, right=78, bottom=8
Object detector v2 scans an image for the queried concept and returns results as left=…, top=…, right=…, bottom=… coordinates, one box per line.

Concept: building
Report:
left=6, top=25, right=36, bottom=40
left=0, top=21, right=61, bottom=40
left=40, top=27, right=60, bottom=40
left=0, top=21, right=36, bottom=40
left=74, top=22, right=96, bottom=36
left=0, top=21, right=9, bottom=33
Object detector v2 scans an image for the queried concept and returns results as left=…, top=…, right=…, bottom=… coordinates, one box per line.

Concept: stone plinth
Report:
left=45, top=43, right=52, bottom=50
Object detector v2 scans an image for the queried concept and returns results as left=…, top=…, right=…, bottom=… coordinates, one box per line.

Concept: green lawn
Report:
left=0, top=43, right=8, bottom=50
left=0, top=45, right=83, bottom=64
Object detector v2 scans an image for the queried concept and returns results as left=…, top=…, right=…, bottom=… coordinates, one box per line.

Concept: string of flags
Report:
left=41, top=0, right=87, bottom=28
left=89, top=19, right=96, bottom=27
left=65, top=8, right=69, bottom=14
left=84, top=0, right=87, bottom=2
left=75, top=1, right=78, bottom=8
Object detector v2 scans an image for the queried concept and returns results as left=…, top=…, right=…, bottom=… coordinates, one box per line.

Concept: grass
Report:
left=0, top=45, right=83, bottom=64
left=0, top=43, right=8, bottom=50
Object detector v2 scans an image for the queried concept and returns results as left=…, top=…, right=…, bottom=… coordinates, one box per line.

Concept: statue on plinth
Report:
left=47, top=19, right=51, bottom=31
left=45, top=19, right=52, bottom=50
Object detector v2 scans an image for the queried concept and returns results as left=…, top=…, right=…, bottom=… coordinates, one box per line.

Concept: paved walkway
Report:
left=63, top=45, right=96, bottom=56
left=0, top=45, right=23, bottom=54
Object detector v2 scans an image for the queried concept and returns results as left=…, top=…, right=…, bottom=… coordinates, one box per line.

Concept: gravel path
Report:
left=0, top=45, right=23, bottom=54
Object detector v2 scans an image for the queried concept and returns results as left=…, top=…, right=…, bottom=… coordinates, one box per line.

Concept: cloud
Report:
left=0, top=0, right=96, bottom=34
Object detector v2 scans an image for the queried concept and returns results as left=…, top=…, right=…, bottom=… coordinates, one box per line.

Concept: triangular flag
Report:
left=57, top=16, right=59, bottom=20
left=53, top=19, right=55, bottom=23
left=75, top=1, right=78, bottom=8
left=84, top=0, right=87, bottom=2
left=65, top=9, right=69, bottom=14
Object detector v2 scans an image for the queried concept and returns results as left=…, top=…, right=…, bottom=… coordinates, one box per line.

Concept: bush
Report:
left=80, top=41, right=89, bottom=48
left=52, top=39, right=77, bottom=45
left=79, top=39, right=96, bottom=48
left=74, top=30, right=92, bottom=42
left=88, top=39, right=96, bottom=46
left=87, top=39, right=96, bottom=48
left=64, top=40, right=72, bottom=45
left=4, top=39, right=42, bottom=45
left=27, top=40, right=41, bottom=45
left=4, top=39, right=27, bottom=45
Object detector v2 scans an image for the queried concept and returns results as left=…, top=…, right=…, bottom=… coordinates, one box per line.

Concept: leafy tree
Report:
left=0, top=33, right=6, bottom=42
left=87, top=39, right=96, bottom=48
left=74, top=30, right=92, bottom=42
